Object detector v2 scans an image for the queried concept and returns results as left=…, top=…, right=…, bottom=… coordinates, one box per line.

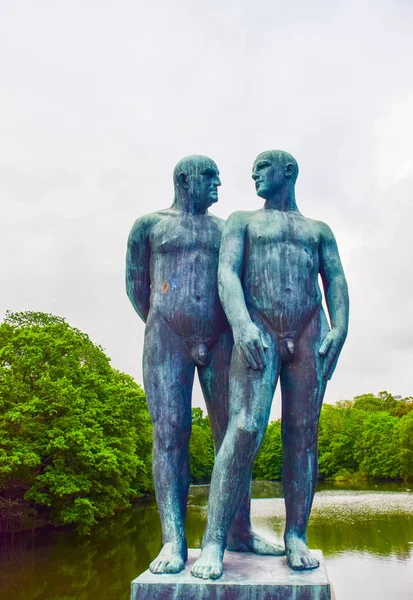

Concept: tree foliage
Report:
left=189, top=408, right=215, bottom=483
left=253, top=420, right=283, bottom=480
left=0, top=311, right=152, bottom=534
left=317, top=392, right=413, bottom=482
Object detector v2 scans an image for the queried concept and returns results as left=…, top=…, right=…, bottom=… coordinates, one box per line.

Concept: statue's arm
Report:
left=218, top=213, right=250, bottom=329
left=318, top=222, right=349, bottom=379
left=218, top=213, right=267, bottom=370
left=125, top=216, right=152, bottom=323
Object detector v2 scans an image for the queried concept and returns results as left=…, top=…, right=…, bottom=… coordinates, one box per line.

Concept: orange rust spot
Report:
left=161, top=281, right=169, bottom=293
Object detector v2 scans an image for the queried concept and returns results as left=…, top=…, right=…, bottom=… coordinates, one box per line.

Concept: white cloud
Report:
left=374, top=90, right=413, bottom=187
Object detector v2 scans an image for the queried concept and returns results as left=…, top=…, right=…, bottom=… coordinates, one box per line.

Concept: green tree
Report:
left=398, top=411, right=413, bottom=480
left=353, top=393, right=384, bottom=413
left=189, top=408, right=214, bottom=483
left=318, top=403, right=346, bottom=478
left=0, top=311, right=152, bottom=534
left=391, top=396, right=413, bottom=418
left=358, top=412, right=400, bottom=478
left=319, top=407, right=368, bottom=478
left=253, top=420, right=283, bottom=480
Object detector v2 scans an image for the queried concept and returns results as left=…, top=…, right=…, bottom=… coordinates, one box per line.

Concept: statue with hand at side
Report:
left=125, top=155, right=284, bottom=577
left=192, top=150, right=349, bottom=580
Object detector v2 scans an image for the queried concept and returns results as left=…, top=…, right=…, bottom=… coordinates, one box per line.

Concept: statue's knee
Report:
left=283, top=420, right=318, bottom=453
left=234, top=417, right=260, bottom=447
left=153, top=421, right=191, bottom=452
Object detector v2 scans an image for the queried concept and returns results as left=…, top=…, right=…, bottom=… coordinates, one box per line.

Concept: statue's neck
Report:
left=172, top=195, right=207, bottom=216
left=263, top=186, right=298, bottom=212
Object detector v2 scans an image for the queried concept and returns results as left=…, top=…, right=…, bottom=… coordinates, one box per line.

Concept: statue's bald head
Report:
left=173, top=155, right=218, bottom=186
left=173, top=155, right=221, bottom=213
left=252, top=150, right=299, bottom=200
left=253, top=150, right=299, bottom=183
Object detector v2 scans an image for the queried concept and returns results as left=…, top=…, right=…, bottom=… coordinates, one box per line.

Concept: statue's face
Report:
left=252, top=154, right=286, bottom=199
left=189, top=159, right=221, bottom=210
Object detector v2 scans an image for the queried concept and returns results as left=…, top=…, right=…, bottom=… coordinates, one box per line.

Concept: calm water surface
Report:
left=1, top=482, right=413, bottom=600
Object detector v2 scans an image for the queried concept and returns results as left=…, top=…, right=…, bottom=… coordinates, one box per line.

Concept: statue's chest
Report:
left=151, top=218, right=221, bottom=254
left=247, top=214, right=318, bottom=250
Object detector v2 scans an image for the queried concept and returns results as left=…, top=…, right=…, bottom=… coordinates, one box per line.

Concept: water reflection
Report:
left=0, top=483, right=412, bottom=600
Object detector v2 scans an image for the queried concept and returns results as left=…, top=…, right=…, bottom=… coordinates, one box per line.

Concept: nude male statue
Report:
left=192, top=150, right=349, bottom=579
left=126, top=155, right=283, bottom=575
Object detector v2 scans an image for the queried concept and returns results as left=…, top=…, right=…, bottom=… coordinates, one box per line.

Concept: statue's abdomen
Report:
left=243, top=241, right=322, bottom=334
left=149, top=248, right=227, bottom=341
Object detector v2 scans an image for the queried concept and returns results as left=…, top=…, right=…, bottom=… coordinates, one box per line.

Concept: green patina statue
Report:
left=126, top=155, right=283, bottom=576
left=191, top=150, right=349, bottom=580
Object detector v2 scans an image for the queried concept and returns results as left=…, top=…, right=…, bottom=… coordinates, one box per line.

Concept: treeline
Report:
left=190, top=392, right=413, bottom=483
left=318, top=392, right=413, bottom=481
left=253, top=392, right=413, bottom=482
left=2, top=312, right=412, bottom=535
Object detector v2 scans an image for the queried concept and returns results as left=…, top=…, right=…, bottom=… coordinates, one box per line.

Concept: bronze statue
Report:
left=192, top=150, right=349, bottom=579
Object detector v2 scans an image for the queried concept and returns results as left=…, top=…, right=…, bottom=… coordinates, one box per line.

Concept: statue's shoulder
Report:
left=311, top=218, right=336, bottom=241
left=225, top=210, right=252, bottom=228
left=207, top=212, right=226, bottom=229
left=128, top=210, right=165, bottom=238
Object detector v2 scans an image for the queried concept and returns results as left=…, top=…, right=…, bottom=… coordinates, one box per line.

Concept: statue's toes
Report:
left=252, top=537, right=285, bottom=556
left=149, top=560, right=159, bottom=573
left=210, top=564, right=223, bottom=579
left=289, top=552, right=319, bottom=571
left=191, top=563, right=204, bottom=579
left=201, top=566, right=212, bottom=580
left=165, top=558, right=184, bottom=574
left=305, top=555, right=319, bottom=570
left=150, top=559, right=163, bottom=574
left=288, top=553, right=304, bottom=570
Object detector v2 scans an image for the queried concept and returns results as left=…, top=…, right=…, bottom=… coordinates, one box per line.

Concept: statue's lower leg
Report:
left=192, top=421, right=273, bottom=579
left=226, top=481, right=284, bottom=555
left=199, top=340, right=284, bottom=558
left=149, top=428, right=190, bottom=574
left=283, top=434, right=319, bottom=570
left=192, top=430, right=253, bottom=579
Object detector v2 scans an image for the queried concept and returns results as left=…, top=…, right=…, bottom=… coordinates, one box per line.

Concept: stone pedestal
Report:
left=131, top=549, right=334, bottom=599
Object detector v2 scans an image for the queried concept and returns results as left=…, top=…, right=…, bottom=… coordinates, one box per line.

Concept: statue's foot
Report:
left=149, top=541, right=187, bottom=574
left=285, top=536, right=319, bottom=571
left=191, top=543, right=224, bottom=580
left=227, top=530, right=285, bottom=555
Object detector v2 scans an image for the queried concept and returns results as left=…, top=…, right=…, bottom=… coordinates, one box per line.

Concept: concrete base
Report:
left=131, top=549, right=333, bottom=599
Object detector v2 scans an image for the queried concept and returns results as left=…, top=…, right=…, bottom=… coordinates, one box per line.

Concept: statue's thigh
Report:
left=280, top=309, right=329, bottom=428
left=198, top=329, right=233, bottom=444
left=143, top=315, right=194, bottom=427
left=228, top=342, right=280, bottom=431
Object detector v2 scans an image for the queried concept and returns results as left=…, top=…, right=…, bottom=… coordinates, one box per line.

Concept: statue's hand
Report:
left=234, top=321, right=268, bottom=371
left=319, top=328, right=346, bottom=380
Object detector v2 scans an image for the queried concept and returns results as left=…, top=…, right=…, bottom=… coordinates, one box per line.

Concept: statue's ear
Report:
left=177, top=172, right=190, bottom=189
left=285, top=163, right=294, bottom=178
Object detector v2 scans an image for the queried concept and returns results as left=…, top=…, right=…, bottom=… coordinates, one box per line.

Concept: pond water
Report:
left=1, top=481, right=413, bottom=599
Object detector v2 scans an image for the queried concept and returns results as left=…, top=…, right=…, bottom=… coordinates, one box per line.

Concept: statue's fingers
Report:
left=244, top=345, right=259, bottom=370
left=247, top=342, right=262, bottom=370
left=319, top=335, right=333, bottom=356
left=323, top=349, right=336, bottom=380
left=238, top=346, right=250, bottom=368
left=254, top=340, right=267, bottom=368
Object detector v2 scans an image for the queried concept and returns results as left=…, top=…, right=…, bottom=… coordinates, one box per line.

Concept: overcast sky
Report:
left=1, top=0, right=412, bottom=419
